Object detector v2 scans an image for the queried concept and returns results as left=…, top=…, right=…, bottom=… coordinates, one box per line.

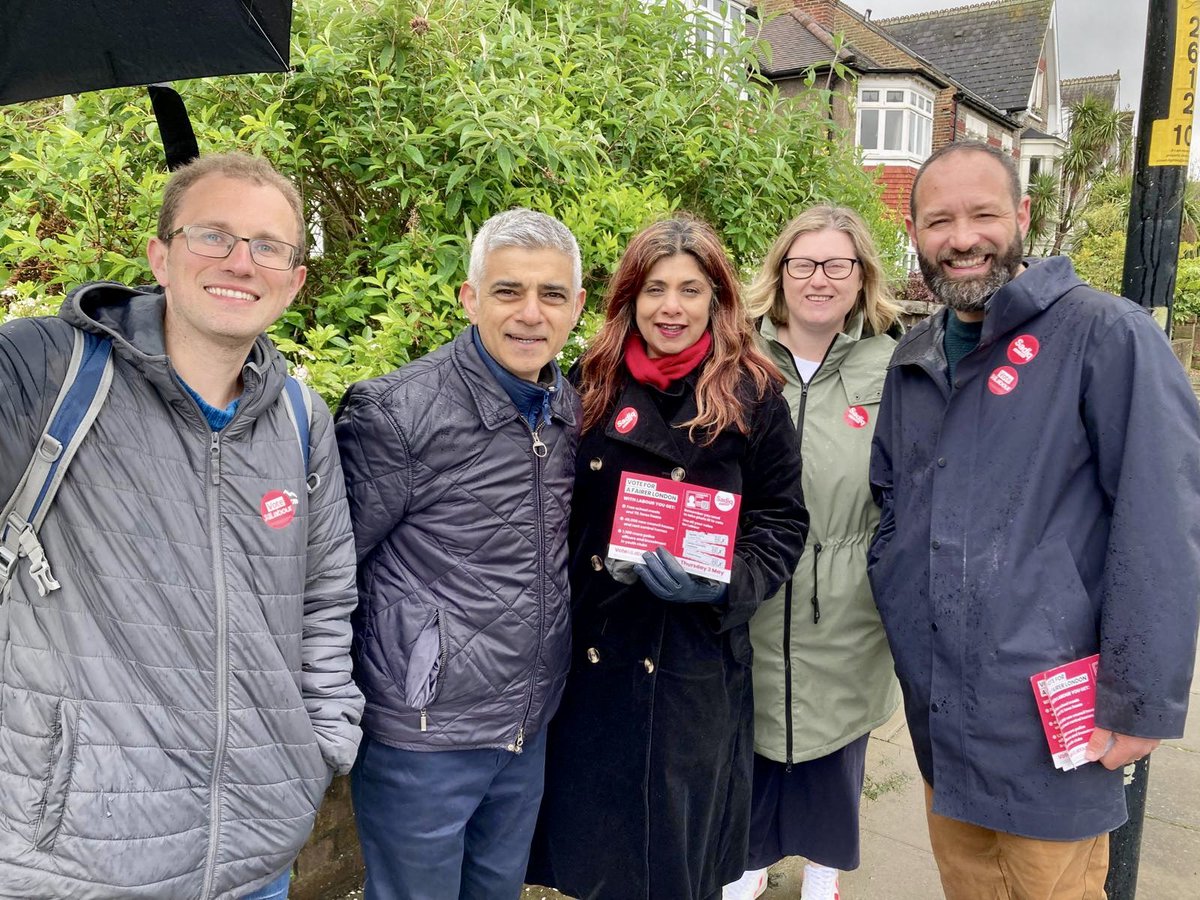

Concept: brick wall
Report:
left=291, top=776, right=364, bottom=900
left=790, top=1, right=835, bottom=30
left=869, top=165, right=917, bottom=218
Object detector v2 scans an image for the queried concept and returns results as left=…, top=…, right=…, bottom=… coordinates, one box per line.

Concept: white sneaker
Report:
left=722, top=866, right=769, bottom=900
left=800, top=862, right=840, bottom=900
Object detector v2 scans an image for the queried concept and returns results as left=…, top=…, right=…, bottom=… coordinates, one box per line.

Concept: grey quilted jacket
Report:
left=0, top=284, right=363, bottom=899
left=335, top=327, right=578, bottom=752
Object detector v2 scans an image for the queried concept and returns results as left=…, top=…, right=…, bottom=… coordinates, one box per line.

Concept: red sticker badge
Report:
left=614, top=407, right=639, bottom=434
left=844, top=405, right=870, bottom=429
left=988, top=366, right=1019, bottom=395
left=260, top=489, right=299, bottom=529
left=1007, top=334, right=1040, bottom=365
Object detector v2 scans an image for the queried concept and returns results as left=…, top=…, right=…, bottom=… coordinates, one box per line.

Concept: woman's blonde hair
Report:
left=744, top=205, right=901, bottom=336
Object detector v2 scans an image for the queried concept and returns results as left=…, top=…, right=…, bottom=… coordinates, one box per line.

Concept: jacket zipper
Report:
left=782, top=577, right=794, bottom=771
left=200, top=432, right=230, bottom=900
left=420, top=613, right=450, bottom=732
left=782, top=375, right=813, bottom=771
left=514, top=416, right=549, bottom=753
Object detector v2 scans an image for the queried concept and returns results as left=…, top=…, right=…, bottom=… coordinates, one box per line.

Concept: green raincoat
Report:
left=750, top=314, right=900, bottom=764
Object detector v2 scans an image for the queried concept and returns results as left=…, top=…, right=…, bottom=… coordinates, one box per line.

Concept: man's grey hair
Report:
left=467, top=208, right=582, bottom=295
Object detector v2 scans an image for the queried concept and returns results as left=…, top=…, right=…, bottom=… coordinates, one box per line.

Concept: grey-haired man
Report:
left=335, top=209, right=586, bottom=899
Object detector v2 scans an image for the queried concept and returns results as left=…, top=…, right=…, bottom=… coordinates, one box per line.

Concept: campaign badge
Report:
left=1007, top=335, right=1040, bottom=365
left=988, top=366, right=1019, bottom=395
left=615, top=407, right=639, bottom=434
left=844, top=405, right=869, bottom=429
left=260, top=489, right=299, bottom=529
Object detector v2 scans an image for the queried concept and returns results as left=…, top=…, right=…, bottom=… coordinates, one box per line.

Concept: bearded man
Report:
left=867, top=141, right=1200, bottom=900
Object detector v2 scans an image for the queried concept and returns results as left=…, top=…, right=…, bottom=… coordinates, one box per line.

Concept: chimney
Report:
left=793, top=1, right=837, bottom=31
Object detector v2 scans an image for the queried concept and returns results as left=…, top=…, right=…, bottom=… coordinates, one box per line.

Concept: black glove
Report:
left=634, top=547, right=727, bottom=604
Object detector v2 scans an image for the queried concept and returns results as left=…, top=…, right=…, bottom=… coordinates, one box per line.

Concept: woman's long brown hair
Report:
left=578, top=216, right=782, bottom=445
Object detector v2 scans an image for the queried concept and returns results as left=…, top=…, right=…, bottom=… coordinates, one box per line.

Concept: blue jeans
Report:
left=351, top=730, right=548, bottom=900
left=241, top=868, right=290, bottom=900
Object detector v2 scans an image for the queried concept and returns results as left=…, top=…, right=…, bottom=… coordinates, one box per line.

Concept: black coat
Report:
left=528, top=364, right=808, bottom=900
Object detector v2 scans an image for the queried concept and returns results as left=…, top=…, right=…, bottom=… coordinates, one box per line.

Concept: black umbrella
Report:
left=0, top=1, right=293, bottom=168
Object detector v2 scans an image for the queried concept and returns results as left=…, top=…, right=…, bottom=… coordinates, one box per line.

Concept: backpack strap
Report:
left=282, top=375, right=319, bottom=493
left=1, top=330, right=114, bottom=598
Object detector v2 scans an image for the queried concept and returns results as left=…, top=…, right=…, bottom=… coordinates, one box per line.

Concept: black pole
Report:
left=1106, top=757, right=1151, bottom=899
left=1107, top=2, right=1196, bottom=897
left=1122, top=0, right=1195, bottom=337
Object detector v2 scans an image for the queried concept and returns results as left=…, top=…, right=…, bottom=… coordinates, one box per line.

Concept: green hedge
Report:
left=1, top=0, right=901, bottom=404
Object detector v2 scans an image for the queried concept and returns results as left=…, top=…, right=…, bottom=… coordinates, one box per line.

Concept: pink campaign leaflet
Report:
left=607, top=471, right=741, bottom=583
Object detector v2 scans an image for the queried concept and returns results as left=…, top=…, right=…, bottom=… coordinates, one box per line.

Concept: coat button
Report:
left=591, top=555, right=604, bottom=571
left=931, top=539, right=941, bottom=550
left=931, top=622, right=939, bottom=632
left=643, top=658, right=655, bottom=673
left=930, top=702, right=940, bottom=713
left=670, top=467, right=686, bottom=481
left=587, top=647, right=600, bottom=664
left=590, top=457, right=603, bottom=471
left=937, top=457, right=946, bottom=467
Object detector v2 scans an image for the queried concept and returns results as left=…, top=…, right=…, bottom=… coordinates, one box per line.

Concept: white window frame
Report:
left=1001, top=132, right=1014, bottom=153
left=964, top=111, right=989, bottom=141
left=855, top=78, right=935, bottom=166
left=690, top=0, right=746, bottom=53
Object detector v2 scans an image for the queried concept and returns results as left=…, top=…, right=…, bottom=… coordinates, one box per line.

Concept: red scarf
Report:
left=623, top=330, right=712, bottom=390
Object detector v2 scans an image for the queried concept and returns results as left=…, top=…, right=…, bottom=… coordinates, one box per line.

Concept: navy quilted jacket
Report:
left=335, top=328, right=579, bottom=752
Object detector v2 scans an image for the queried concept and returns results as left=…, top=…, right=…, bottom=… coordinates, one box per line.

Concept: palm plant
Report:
left=1025, top=171, right=1060, bottom=255
left=1050, top=96, right=1129, bottom=255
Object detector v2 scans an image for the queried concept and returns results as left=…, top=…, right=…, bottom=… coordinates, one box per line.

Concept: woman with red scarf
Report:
left=527, top=217, right=809, bottom=900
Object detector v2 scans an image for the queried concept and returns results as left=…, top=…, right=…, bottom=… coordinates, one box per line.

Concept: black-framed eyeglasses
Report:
left=167, top=225, right=301, bottom=271
left=782, top=257, right=859, bottom=280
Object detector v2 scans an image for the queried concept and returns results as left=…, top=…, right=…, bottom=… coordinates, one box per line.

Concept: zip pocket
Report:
left=404, top=609, right=445, bottom=712
left=33, top=699, right=78, bottom=852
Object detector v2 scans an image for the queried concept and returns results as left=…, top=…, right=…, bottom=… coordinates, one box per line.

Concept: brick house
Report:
left=752, top=0, right=1068, bottom=230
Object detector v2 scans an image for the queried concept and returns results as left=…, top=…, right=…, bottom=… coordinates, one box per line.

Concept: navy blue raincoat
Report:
left=868, top=256, right=1200, bottom=840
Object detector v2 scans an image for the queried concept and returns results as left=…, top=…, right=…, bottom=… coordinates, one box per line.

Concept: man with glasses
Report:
left=0, top=152, right=362, bottom=899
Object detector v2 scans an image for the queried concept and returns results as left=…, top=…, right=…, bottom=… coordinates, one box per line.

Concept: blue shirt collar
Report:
left=471, top=326, right=561, bottom=431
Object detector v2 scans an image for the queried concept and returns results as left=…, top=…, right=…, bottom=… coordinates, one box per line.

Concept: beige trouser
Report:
left=924, top=783, right=1109, bottom=900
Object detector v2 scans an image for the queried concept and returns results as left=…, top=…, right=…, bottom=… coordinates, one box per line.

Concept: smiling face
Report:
left=781, top=228, right=862, bottom=342
left=907, top=150, right=1030, bottom=316
left=147, top=173, right=306, bottom=358
left=460, top=245, right=585, bottom=382
left=634, top=253, right=713, bottom=358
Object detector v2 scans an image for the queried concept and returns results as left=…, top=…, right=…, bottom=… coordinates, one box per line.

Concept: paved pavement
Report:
left=759, top=648, right=1200, bottom=898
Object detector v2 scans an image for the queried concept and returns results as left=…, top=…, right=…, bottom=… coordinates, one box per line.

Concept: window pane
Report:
left=859, top=109, right=879, bottom=149
left=884, top=109, right=903, bottom=150
left=922, top=118, right=932, bottom=155
left=862, top=90, right=879, bottom=102
left=886, top=90, right=905, bottom=103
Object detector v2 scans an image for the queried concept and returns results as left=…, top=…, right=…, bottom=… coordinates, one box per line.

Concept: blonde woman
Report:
left=725, top=206, right=902, bottom=900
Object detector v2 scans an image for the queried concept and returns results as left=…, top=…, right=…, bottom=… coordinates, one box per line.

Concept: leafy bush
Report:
left=2, top=0, right=898, bottom=403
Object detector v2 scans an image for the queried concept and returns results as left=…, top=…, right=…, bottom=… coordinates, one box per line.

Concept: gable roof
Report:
left=1060, top=73, right=1120, bottom=110
left=752, top=9, right=874, bottom=76
left=877, top=0, right=1053, bottom=114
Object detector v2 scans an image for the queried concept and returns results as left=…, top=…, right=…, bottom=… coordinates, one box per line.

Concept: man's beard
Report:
left=918, top=230, right=1024, bottom=313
